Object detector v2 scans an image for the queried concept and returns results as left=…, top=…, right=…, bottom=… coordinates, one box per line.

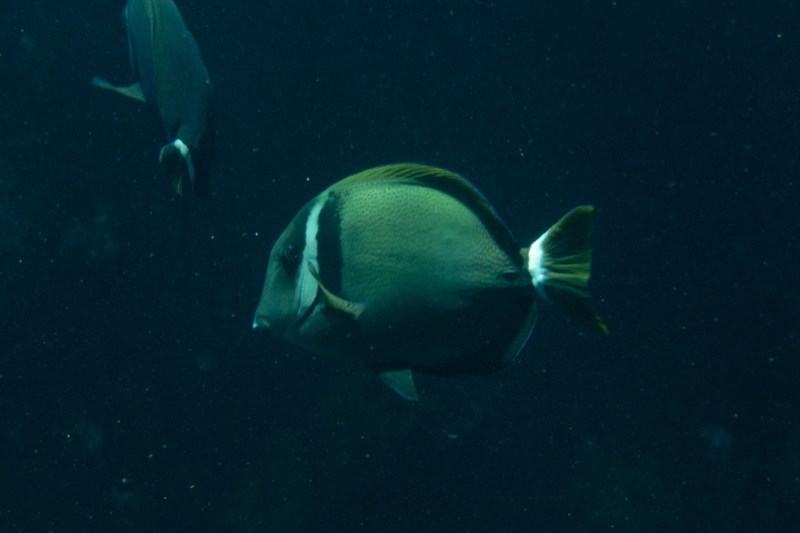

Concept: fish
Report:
left=92, top=0, right=214, bottom=196
left=252, top=164, right=608, bottom=400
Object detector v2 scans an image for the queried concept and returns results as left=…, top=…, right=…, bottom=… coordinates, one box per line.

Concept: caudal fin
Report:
left=526, top=206, right=609, bottom=335
left=159, top=139, right=196, bottom=196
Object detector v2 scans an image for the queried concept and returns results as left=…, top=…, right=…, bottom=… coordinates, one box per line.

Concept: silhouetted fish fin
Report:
left=379, top=369, right=419, bottom=401
left=525, top=206, right=609, bottom=335
left=90, top=77, right=146, bottom=103
left=159, top=140, right=195, bottom=196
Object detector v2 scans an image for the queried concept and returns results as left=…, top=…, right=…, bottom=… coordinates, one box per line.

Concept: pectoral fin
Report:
left=91, top=77, right=146, bottom=103
left=307, top=262, right=365, bottom=319
left=379, top=369, right=419, bottom=401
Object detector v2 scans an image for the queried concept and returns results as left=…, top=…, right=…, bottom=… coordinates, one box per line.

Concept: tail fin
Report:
left=159, top=139, right=195, bottom=196
left=526, top=206, right=609, bottom=335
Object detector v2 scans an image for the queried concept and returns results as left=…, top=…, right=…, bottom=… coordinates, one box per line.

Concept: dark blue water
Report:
left=2, top=1, right=798, bottom=531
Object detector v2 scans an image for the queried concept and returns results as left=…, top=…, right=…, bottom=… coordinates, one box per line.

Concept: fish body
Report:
left=253, top=164, right=607, bottom=400
left=92, top=0, right=213, bottom=195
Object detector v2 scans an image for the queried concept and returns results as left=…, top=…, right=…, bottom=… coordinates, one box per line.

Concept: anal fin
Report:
left=379, top=369, right=420, bottom=401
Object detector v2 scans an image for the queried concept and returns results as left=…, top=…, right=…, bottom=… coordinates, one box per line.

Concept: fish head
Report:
left=252, top=198, right=324, bottom=337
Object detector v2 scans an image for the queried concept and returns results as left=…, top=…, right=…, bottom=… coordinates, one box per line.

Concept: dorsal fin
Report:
left=336, top=164, right=520, bottom=259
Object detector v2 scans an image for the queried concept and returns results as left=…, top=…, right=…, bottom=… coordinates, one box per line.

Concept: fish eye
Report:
left=280, top=243, right=301, bottom=270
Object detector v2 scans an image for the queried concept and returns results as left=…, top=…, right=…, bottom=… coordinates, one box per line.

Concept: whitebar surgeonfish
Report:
left=92, top=0, right=214, bottom=196
left=253, top=164, right=608, bottom=400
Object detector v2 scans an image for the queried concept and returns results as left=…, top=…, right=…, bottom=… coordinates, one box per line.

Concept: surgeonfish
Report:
left=252, top=164, right=608, bottom=400
left=92, top=0, right=214, bottom=196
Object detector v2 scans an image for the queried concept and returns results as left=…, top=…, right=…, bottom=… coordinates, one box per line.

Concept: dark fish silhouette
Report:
left=92, top=0, right=213, bottom=196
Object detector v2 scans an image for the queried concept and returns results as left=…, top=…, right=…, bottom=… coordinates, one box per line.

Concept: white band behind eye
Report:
left=296, top=198, right=325, bottom=319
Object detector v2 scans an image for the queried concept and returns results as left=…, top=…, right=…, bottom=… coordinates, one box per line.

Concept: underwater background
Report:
left=1, top=1, right=799, bottom=531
